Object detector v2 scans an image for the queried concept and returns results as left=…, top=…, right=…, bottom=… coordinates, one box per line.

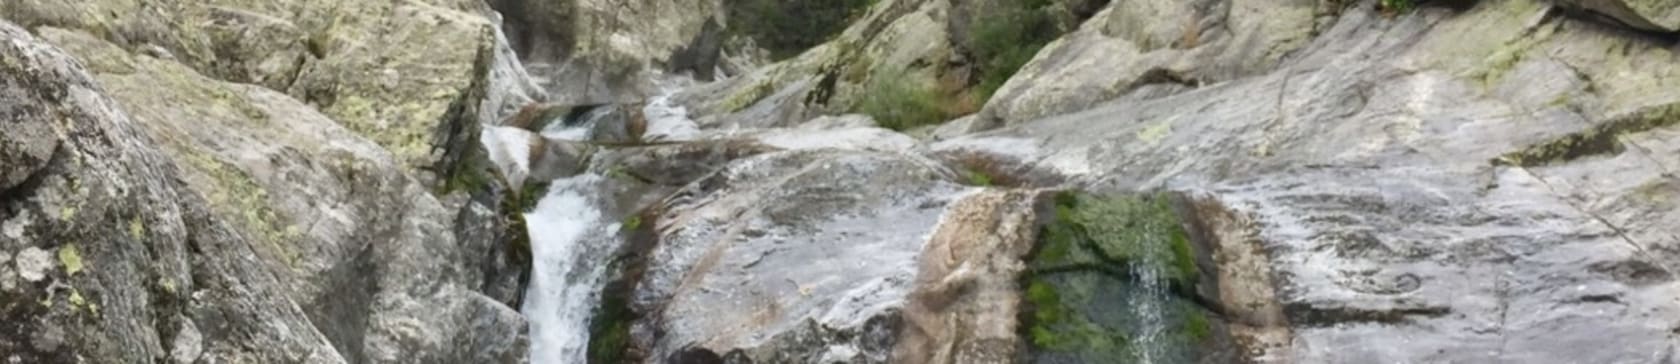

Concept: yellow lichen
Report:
left=58, top=244, right=83, bottom=276
left=176, top=147, right=303, bottom=268
left=1136, top=121, right=1174, bottom=146
left=128, top=218, right=146, bottom=240
left=68, top=288, right=85, bottom=308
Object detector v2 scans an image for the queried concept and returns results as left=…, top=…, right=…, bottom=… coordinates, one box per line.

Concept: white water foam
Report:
left=640, top=77, right=701, bottom=142
left=521, top=174, right=613, bottom=364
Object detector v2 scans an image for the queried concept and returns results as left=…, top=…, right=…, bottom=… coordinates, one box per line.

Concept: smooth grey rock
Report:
left=629, top=149, right=975, bottom=363
left=977, top=0, right=1321, bottom=127
left=937, top=0, right=1680, bottom=361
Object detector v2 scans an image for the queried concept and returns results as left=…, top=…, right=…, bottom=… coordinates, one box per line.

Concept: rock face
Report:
left=27, top=26, right=528, bottom=363
left=891, top=189, right=1047, bottom=364
left=1, top=0, right=532, bottom=185
left=976, top=0, right=1324, bottom=127
left=629, top=0, right=1680, bottom=363
left=933, top=0, right=1680, bottom=361
left=12, top=0, right=1680, bottom=362
left=1, top=21, right=346, bottom=363
left=491, top=0, right=726, bottom=104
left=627, top=149, right=975, bottom=363
left=1, top=1, right=532, bottom=362
left=672, top=0, right=968, bottom=130
left=1552, top=0, right=1680, bottom=31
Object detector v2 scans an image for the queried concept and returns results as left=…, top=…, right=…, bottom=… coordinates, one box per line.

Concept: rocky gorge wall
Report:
left=5, top=0, right=1680, bottom=363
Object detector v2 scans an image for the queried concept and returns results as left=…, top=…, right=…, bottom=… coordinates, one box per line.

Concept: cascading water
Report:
left=1128, top=216, right=1174, bottom=364
left=501, top=77, right=700, bottom=363
left=520, top=173, right=615, bottom=363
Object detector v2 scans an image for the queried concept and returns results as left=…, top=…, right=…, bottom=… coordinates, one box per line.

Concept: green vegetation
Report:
left=588, top=290, right=634, bottom=364
left=1380, top=0, right=1416, bottom=13
left=852, top=70, right=951, bottom=131
left=501, top=181, right=551, bottom=266
left=1021, top=192, right=1214, bottom=362
left=727, top=0, right=876, bottom=60
left=437, top=151, right=494, bottom=195
left=969, top=0, right=1061, bottom=99
left=1035, top=192, right=1199, bottom=285
left=961, top=166, right=995, bottom=187
left=1496, top=104, right=1680, bottom=167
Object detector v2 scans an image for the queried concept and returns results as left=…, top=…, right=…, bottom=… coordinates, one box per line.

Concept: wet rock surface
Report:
left=10, top=0, right=1680, bottom=362
left=627, top=149, right=974, bottom=363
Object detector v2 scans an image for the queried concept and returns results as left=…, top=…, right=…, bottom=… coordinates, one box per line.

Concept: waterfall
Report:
left=520, top=174, right=617, bottom=364
left=1129, top=216, right=1172, bottom=364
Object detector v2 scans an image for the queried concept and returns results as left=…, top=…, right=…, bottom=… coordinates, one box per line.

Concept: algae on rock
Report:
left=1022, top=192, right=1213, bottom=363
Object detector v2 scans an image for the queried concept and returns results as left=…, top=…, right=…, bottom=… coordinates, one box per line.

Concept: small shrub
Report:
left=969, top=0, right=1062, bottom=99
left=853, top=71, right=950, bottom=131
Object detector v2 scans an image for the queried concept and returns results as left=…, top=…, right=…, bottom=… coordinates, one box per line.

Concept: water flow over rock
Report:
left=521, top=174, right=621, bottom=363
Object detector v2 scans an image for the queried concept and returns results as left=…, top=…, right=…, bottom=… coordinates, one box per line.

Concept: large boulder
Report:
left=936, top=0, right=1680, bottom=361
left=626, top=149, right=977, bottom=362
left=1, top=0, right=539, bottom=185
left=3, top=21, right=529, bottom=364
left=1, top=20, right=345, bottom=363
left=976, top=0, right=1324, bottom=128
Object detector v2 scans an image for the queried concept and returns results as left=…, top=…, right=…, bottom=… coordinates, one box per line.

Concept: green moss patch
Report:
left=1495, top=104, right=1680, bottom=167
left=501, top=181, right=551, bottom=267
left=1021, top=192, right=1214, bottom=363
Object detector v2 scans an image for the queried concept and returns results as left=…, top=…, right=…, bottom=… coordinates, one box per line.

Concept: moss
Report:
left=1183, top=304, right=1213, bottom=342
left=719, top=77, right=778, bottom=113
left=621, top=215, right=643, bottom=232
left=960, top=167, right=995, bottom=187
left=500, top=181, right=550, bottom=267
left=587, top=292, right=634, bottom=364
left=57, top=244, right=83, bottom=277
left=1496, top=104, right=1680, bottom=167
left=1474, top=20, right=1558, bottom=87
left=436, top=151, right=494, bottom=195
left=1021, top=191, right=1209, bottom=362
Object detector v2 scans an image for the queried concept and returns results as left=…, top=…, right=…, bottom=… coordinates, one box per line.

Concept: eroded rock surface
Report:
left=628, top=149, right=975, bottom=363
left=1, top=21, right=346, bottom=363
